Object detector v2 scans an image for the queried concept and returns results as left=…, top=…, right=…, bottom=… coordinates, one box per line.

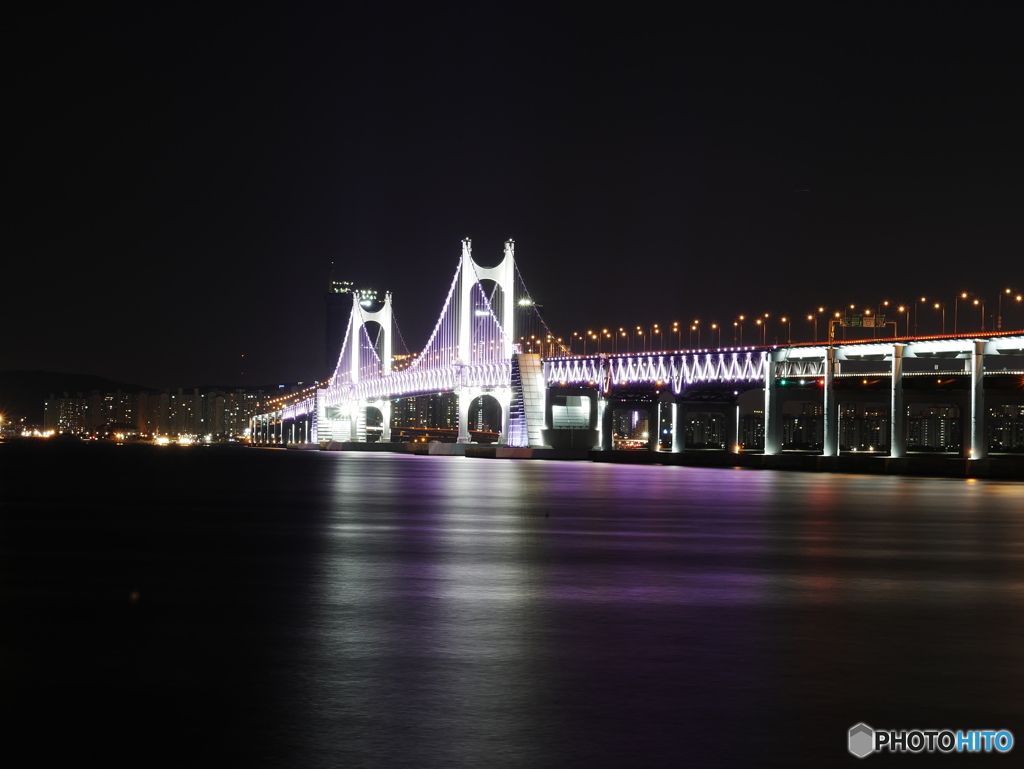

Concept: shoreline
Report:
left=317, top=440, right=1024, bottom=479
left=3, top=439, right=1020, bottom=480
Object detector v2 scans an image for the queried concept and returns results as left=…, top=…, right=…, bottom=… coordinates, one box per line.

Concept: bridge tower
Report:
left=456, top=238, right=517, bottom=444
left=353, top=289, right=394, bottom=442
left=317, top=290, right=394, bottom=444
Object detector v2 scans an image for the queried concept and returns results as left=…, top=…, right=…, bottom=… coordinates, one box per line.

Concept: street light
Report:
left=735, top=315, right=746, bottom=344
left=780, top=317, right=791, bottom=344
left=710, top=323, right=721, bottom=347
left=755, top=318, right=763, bottom=344
left=916, top=297, right=929, bottom=336
left=810, top=307, right=825, bottom=342
left=954, top=292, right=970, bottom=334
left=634, top=326, right=644, bottom=352
left=897, top=306, right=908, bottom=337
left=973, top=298, right=985, bottom=331
left=934, top=302, right=945, bottom=334
left=998, top=289, right=1023, bottom=330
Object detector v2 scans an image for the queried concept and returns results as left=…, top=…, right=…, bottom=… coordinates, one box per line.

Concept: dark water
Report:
left=2, top=443, right=1022, bottom=767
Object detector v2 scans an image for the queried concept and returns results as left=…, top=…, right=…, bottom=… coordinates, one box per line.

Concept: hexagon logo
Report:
left=849, top=723, right=875, bottom=758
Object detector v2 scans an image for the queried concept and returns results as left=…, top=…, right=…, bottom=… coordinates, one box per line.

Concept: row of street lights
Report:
left=564, top=288, right=1021, bottom=354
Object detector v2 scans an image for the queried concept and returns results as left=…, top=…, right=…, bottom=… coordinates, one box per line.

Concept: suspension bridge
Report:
left=252, top=240, right=1024, bottom=460
left=260, top=239, right=560, bottom=449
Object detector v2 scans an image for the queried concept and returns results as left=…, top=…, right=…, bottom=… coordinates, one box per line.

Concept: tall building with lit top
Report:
left=325, top=268, right=378, bottom=371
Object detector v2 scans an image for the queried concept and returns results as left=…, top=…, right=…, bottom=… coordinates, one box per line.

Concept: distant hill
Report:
left=0, top=371, right=150, bottom=424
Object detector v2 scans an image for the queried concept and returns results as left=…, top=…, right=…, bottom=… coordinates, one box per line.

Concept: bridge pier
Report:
left=822, top=348, right=838, bottom=456
left=970, top=339, right=987, bottom=459
left=671, top=403, right=684, bottom=452
left=726, top=402, right=739, bottom=453
left=890, top=344, right=906, bottom=458
left=595, top=396, right=608, bottom=451
left=600, top=397, right=613, bottom=451
left=763, top=350, right=782, bottom=455
left=648, top=402, right=661, bottom=452
left=492, top=388, right=512, bottom=446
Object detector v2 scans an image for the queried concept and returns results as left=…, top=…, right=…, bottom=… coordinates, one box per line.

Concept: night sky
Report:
left=7, top=4, right=1022, bottom=387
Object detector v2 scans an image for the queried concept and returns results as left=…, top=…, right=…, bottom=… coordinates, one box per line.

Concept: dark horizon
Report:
left=7, top=5, right=1022, bottom=387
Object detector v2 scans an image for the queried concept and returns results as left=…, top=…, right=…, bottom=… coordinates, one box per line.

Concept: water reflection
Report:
left=284, top=457, right=1024, bottom=767
left=9, top=446, right=1017, bottom=768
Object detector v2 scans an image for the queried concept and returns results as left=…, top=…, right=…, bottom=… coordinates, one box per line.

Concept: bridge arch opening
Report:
left=469, top=394, right=502, bottom=442
left=361, top=320, right=386, bottom=364
left=608, top=405, right=655, bottom=450
left=365, top=404, right=384, bottom=443
left=477, top=278, right=505, bottom=320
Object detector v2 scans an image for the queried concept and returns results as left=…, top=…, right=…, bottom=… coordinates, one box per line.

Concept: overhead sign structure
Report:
left=839, top=315, right=885, bottom=328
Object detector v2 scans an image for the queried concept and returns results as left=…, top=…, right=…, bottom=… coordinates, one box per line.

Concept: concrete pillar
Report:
left=349, top=402, right=365, bottom=443
left=890, top=344, right=906, bottom=458
left=498, top=390, right=511, bottom=447
left=763, top=351, right=782, bottom=455
left=822, top=348, right=838, bottom=457
left=970, top=340, right=987, bottom=459
left=671, top=402, right=685, bottom=453
left=457, top=389, right=472, bottom=444
left=724, top=403, right=738, bottom=451
left=648, top=402, right=661, bottom=452
left=380, top=400, right=392, bottom=443
left=600, top=398, right=613, bottom=451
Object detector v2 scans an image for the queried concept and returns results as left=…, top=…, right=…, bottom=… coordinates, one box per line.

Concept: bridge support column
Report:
left=648, top=402, right=661, bottom=452
left=349, top=403, right=366, bottom=442
left=379, top=400, right=392, bottom=443
left=970, top=339, right=987, bottom=459
left=889, top=344, right=906, bottom=458
left=457, top=388, right=472, bottom=444
left=600, top=397, right=613, bottom=451
left=671, top=402, right=685, bottom=453
left=493, top=389, right=512, bottom=446
left=725, top=403, right=738, bottom=452
left=763, top=350, right=782, bottom=455
left=822, top=348, right=838, bottom=457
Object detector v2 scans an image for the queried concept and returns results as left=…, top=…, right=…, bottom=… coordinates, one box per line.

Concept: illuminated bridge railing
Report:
left=323, top=362, right=512, bottom=409
left=545, top=350, right=769, bottom=393
left=281, top=394, right=317, bottom=420
left=278, top=365, right=513, bottom=421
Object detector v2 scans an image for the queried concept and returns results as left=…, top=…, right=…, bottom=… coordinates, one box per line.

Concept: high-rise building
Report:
left=43, top=393, right=90, bottom=434
left=325, top=267, right=378, bottom=371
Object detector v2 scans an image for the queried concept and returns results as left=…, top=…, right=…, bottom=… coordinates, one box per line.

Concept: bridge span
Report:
left=252, top=241, right=1023, bottom=460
